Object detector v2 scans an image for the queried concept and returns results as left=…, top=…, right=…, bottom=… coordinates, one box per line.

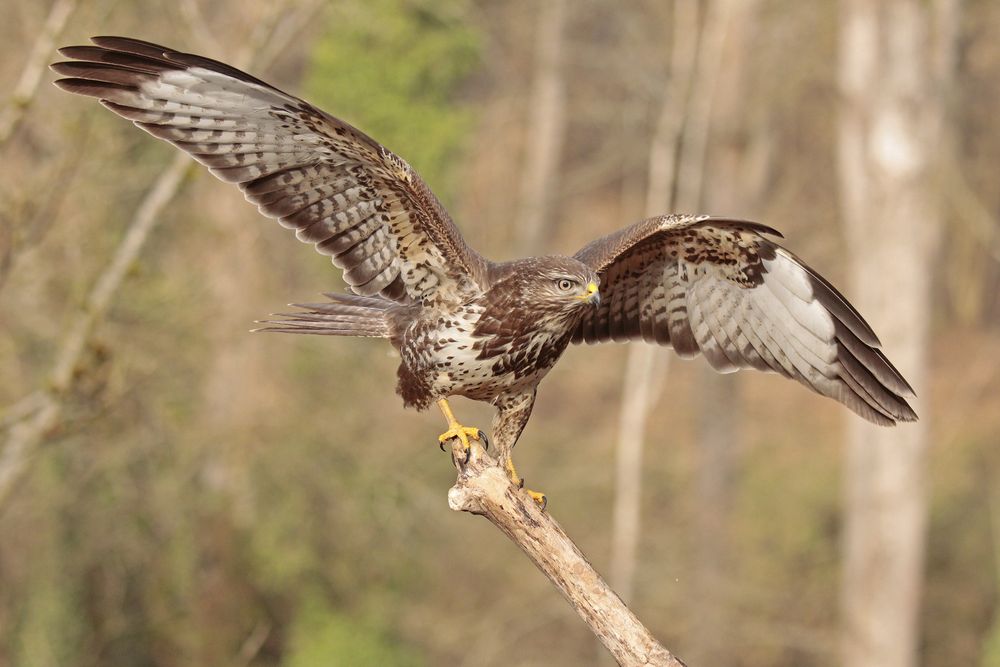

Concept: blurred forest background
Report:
left=1, top=0, right=998, bottom=665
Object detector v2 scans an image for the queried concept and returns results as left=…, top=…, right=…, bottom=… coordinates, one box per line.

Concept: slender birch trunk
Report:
left=515, top=0, right=567, bottom=254
left=689, top=1, right=764, bottom=662
left=837, top=1, right=955, bottom=665
left=608, top=0, right=699, bottom=607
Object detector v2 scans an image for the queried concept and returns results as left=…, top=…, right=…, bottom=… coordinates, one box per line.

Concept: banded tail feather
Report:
left=254, top=293, right=392, bottom=338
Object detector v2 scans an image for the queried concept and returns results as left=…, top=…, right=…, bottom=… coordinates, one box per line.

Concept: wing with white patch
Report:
left=572, top=215, right=917, bottom=426
left=52, top=36, right=488, bottom=305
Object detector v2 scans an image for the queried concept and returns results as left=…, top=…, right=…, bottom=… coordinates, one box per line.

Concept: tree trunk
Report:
left=608, top=0, right=699, bottom=609
left=515, top=0, right=567, bottom=254
left=836, top=1, right=955, bottom=666
left=685, top=0, right=769, bottom=661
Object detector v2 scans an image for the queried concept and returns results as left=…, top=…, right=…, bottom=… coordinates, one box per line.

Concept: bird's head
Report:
left=512, top=256, right=601, bottom=318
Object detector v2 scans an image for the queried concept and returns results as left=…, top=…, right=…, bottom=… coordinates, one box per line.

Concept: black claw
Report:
left=479, top=431, right=489, bottom=450
left=517, top=476, right=525, bottom=489
left=450, top=444, right=472, bottom=468
left=539, top=496, right=548, bottom=511
left=439, top=440, right=447, bottom=452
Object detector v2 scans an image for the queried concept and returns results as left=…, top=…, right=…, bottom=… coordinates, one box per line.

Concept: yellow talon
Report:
left=504, top=456, right=524, bottom=487
left=437, top=425, right=481, bottom=449
left=525, top=489, right=547, bottom=510
left=504, top=456, right=547, bottom=510
left=436, top=398, right=482, bottom=460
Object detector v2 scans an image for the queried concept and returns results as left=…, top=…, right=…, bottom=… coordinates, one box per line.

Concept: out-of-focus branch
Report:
left=0, top=6, right=318, bottom=511
left=0, top=391, right=46, bottom=430
left=0, top=144, right=87, bottom=290
left=0, top=0, right=77, bottom=148
left=445, top=437, right=686, bottom=667
left=0, top=152, right=192, bottom=509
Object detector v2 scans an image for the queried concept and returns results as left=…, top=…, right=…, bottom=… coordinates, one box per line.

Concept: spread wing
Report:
left=572, top=214, right=917, bottom=426
left=52, top=36, right=488, bottom=305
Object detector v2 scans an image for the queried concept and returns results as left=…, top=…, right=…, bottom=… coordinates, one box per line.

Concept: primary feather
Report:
left=52, top=36, right=488, bottom=306
left=572, top=215, right=916, bottom=425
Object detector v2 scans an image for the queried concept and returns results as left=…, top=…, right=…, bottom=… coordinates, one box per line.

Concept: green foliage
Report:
left=983, top=616, right=1000, bottom=667
left=284, top=592, right=424, bottom=667
left=11, top=459, right=83, bottom=667
left=304, top=0, right=481, bottom=201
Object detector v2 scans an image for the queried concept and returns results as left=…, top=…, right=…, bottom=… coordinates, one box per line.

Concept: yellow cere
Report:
left=576, top=282, right=599, bottom=299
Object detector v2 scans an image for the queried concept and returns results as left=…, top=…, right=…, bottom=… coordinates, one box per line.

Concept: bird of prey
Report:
left=53, top=37, right=916, bottom=508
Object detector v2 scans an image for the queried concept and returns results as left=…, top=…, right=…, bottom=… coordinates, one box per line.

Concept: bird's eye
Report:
left=556, top=278, right=575, bottom=292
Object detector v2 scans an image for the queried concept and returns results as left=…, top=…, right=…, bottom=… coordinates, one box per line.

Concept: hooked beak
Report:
left=576, top=281, right=600, bottom=305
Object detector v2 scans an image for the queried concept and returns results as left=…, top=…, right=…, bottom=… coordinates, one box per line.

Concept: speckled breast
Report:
left=395, top=302, right=573, bottom=407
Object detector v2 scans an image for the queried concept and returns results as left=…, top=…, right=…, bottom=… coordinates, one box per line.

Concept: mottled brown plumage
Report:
left=53, top=37, right=916, bottom=504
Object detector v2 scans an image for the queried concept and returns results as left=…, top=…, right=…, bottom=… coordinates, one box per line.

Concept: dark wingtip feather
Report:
left=834, top=320, right=915, bottom=398
left=52, top=77, right=134, bottom=97
left=56, top=45, right=105, bottom=60
left=51, top=60, right=153, bottom=85
left=872, top=348, right=917, bottom=399
left=61, top=36, right=281, bottom=94
left=90, top=35, right=171, bottom=57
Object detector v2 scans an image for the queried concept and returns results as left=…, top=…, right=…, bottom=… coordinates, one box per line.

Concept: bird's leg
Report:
left=436, top=398, right=483, bottom=463
left=501, top=455, right=548, bottom=509
left=493, top=390, right=546, bottom=510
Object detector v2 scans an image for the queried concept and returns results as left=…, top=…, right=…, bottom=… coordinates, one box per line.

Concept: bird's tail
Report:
left=254, top=293, right=392, bottom=338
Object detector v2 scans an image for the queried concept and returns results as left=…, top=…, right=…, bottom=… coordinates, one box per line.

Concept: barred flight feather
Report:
left=572, top=215, right=917, bottom=425
left=52, top=36, right=488, bottom=306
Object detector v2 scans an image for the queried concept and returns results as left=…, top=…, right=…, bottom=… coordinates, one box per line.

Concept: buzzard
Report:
left=53, top=37, right=916, bottom=508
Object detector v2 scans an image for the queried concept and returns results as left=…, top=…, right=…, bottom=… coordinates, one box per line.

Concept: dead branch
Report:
left=0, top=152, right=193, bottom=509
left=0, top=0, right=77, bottom=148
left=446, top=437, right=686, bottom=667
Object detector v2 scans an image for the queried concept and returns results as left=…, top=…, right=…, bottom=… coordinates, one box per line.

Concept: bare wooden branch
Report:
left=446, top=438, right=686, bottom=667
left=0, top=0, right=77, bottom=148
